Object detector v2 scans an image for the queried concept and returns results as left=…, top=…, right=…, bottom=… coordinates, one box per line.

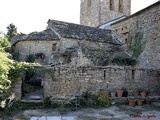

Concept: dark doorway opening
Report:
left=22, top=68, right=44, bottom=102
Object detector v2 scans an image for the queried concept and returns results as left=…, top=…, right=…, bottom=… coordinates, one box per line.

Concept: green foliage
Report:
left=112, top=53, right=136, bottom=65
left=58, top=105, right=67, bottom=114
left=82, top=45, right=136, bottom=66
left=6, top=23, right=17, bottom=41
left=82, top=46, right=110, bottom=66
left=8, top=62, right=32, bottom=82
left=25, top=54, right=36, bottom=63
left=0, top=35, right=14, bottom=93
left=0, top=36, right=14, bottom=93
left=81, top=91, right=97, bottom=107
left=43, top=96, right=52, bottom=108
left=0, top=35, right=11, bottom=52
left=97, top=90, right=111, bottom=108
left=130, top=31, right=145, bottom=58
left=81, top=91, right=111, bottom=108
left=0, top=35, right=39, bottom=93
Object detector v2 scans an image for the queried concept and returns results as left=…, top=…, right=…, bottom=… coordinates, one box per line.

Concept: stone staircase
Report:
left=21, top=89, right=44, bottom=103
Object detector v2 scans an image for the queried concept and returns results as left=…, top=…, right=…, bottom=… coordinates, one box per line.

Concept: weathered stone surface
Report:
left=80, top=0, right=131, bottom=27
left=10, top=78, right=22, bottom=101
left=43, top=66, right=160, bottom=103
left=11, top=29, right=60, bottom=45
left=10, top=1, right=160, bottom=105
left=14, top=34, right=123, bottom=66
left=15, top=40, right=59, bottom=64
left=47, top=19, right=121, bottom=44
left=112, top=1, right=160, bottom=69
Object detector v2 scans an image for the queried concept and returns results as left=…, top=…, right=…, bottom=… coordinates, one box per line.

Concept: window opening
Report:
left=110, top=0, right=114, bottom=10
left=52, top=43, right=57, bottom=51
left=119, top=0, right=123, bottom=13
left=87, top=0, right=91, bottom=7
left=132, top=70, right=135, bottom=80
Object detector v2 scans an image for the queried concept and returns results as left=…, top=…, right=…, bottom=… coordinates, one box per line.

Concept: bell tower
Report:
left=80, top=0, right=131, bottom=27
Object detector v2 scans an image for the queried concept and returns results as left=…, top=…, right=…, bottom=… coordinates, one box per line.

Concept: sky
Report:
left=0, top=0, right=159, bottom=34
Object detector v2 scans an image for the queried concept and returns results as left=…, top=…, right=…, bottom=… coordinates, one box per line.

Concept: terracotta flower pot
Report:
left=140, top=91, right=146, bottom=97
left=146, top=99, right=151, bottom=105
left=134, top=92, right=139, bottom=97
left=116, top=90, right=123, bottom=97
left=137, top=100, right=144, bottom=106
left=128, top=100, right=136, bottom=107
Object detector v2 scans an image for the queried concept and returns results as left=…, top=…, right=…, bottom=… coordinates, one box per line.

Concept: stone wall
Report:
left=15, top=40, right=60, bottom=64
left=15, top=37, right=123, bottom=66
left=10, top=78, right=22, bottom=101
left=44, top=65, right=160, bottom=103
left=112, top=2, right=160, bottom=69
left=80, top=0, right=131, bottom=27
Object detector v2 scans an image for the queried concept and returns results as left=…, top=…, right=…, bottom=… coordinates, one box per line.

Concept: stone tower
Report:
left=80, top=0, right=131, bottom=27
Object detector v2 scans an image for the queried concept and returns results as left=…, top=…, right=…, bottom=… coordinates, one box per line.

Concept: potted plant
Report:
left=110, top=91, right=116, bottom=97
left=140, top=91, right=146, bottom=97
left=128, top=97, right=136, bottom=107
left=137, top=97, right=145, bottom=106
left=134, top=91, right=139, bottom=97
left=122, top=87, right=128, bottom=97
left=146, top=97, right=151, bottom=105
left=138, top=89, right=146, bottom=97
left=116, top=89, right=123, bottom=97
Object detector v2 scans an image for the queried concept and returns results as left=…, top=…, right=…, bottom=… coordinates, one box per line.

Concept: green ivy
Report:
left=112, top=53, right=136, bottom=66
left=130, top=31, right=145, bottom=58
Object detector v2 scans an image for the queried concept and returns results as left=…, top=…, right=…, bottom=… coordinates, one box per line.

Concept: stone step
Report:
left=29, top=95, right=42, bottom=100
left=20, top=99, right=43, bottom=103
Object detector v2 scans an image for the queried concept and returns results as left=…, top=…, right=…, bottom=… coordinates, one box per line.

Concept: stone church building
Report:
left=11, top=0, right=160, bottom=103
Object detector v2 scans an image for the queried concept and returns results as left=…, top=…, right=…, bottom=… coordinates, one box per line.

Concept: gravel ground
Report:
left=1, top=102, right=160, bottom=120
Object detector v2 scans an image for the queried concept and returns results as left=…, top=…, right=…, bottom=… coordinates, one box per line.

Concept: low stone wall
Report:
left=43, top=65, right=160, bottom=103
left=10, top=78, right=22, bottom=101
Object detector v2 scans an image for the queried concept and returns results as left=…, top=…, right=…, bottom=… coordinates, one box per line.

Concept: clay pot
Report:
left=140, top=91, right=146, bottom=97
left=128, top=100, right=136, bottom=107
left=146, top=99, right=151, bottom=105
left=116, top=90, right=123, bottom=97
left=137, top=100, right=144, bottom=106
left=134, top=92, right=139, bottom=97
left=110, top=92, right=116, bottom=97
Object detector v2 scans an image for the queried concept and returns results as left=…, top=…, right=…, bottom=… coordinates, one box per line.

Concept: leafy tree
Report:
left=6, top=23, right=17, bottom=41
left=0, top=35, right=14, bottom=93
left=0, top=35, right=11, bottom=52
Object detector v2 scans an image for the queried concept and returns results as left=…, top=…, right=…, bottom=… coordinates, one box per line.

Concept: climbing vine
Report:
left=130, top=31, right=146, bottom=58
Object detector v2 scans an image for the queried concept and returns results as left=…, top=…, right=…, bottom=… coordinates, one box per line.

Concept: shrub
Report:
left=97, top=90, right=111, bottom=108
left=112, top=53, right=136, bottom=65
